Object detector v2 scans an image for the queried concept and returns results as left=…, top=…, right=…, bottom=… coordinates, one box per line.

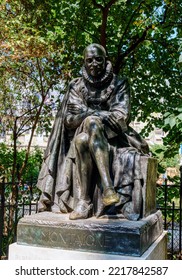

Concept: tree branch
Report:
left=118, top=0, right=145, bottom=52
left=16, top=115, right=36, bottom=136
left=16, top=104, right=40, bottom=119
left=92, top=0, right=118, bottom=48
left=160, top=2, right=170, bottom=24
left=18, top=97, right=46, bottom=178
left=115, top=1, right=177, bottom=74
left=92, top=0, right=104, bottom=11
left=105, top=0, right=118, bottom=10
left=36, top=58, right=45, bottom=97
left=114, top=24, right=152, bottom=74
left=17, top=126, right=33, bottom=137
left=18, top=58, right=50, bottom=178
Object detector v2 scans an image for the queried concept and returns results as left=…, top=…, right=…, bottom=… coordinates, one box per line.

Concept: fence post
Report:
left=179, top=165, right=182, bottom=259
left=171, top=201, right=175, bottom=259
left=0, top=178, right=5, bottom=259
left=13, top=183, right=19, bottom=242
left=164, top=179, right=168, bottom=230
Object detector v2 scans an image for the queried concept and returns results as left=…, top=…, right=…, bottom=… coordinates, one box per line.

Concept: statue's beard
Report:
left=82, top=60, right=113, bottom=88
left=87, top=67, right=104, bottom=77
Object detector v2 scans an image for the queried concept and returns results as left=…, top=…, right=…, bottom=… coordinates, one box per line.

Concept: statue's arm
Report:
left=65, top=109, right=94, bottom=129
left=103, top=78, right=131, bottom=133
left=64, top=83, right=94, bottom=129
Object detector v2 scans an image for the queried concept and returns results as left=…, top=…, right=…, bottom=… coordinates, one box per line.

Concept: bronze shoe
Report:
left=38, top=199, right=52, bottom=212
left=102, top=188, right=120, bottom=206
left=69, top=201, right=93, bottom=220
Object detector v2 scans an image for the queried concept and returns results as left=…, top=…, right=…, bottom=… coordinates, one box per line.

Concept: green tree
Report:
left=0, top=57, right=64, bottom=184
left=150, top=143, right=180, bottom=176
left=0, top=0, right=181, bottom=166
left=0, top=143, right=43, bottom=182
left=0, top=1, right=69, bottom=209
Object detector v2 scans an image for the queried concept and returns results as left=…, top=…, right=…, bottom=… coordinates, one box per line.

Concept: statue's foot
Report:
left=38, top=199, right=51, bottom=212
left=51, top=203, right=61, bottom=213
left=69, top=201, right=93, bottom=220
left=102, top=188, right=120, bottom=206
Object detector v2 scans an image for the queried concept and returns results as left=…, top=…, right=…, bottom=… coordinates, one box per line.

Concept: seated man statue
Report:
left=37, top=43, right=149, bottom=221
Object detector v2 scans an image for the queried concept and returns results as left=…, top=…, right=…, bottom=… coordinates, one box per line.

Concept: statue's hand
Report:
left=103, top=114, right=121, bottom=131
left=92, top=110, right=109, bottom=119
left=67, top=104, right=87, bottom=115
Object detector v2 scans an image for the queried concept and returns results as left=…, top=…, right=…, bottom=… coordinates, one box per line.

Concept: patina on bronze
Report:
left=17, top=211, right=164, bottom=257
left=37, top=43, right=149, bottom=221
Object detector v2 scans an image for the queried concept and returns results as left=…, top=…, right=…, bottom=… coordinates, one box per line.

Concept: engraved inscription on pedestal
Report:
left=17, top=211, right=163, bottom=257
left=18, top=226, right=124, bottom=252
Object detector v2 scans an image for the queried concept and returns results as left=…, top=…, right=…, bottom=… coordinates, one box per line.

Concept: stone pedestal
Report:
left=9, top=231, right=167, bottom=260
left=9, top=210, right=167, bottom=259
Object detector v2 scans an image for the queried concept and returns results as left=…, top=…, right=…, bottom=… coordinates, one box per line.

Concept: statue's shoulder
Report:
left=69, top=77, right=83, bottom=88
left=115, top=75, right=130, bottom=87
left=112, top=76, right=130, bottom=96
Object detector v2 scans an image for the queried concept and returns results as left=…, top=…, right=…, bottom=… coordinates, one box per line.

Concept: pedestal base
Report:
left=16, top=211, right=164, bottom=257
left=9, top=231, right=167, bottom=260
left=11, top=210, right=167, bottom=259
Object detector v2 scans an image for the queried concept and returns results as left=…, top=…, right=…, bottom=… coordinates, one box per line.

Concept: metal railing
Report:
left=0, top=179, right=182, bottom=259
left=0, top=180, right=39, bottom=259
left=156, top=175, right=182, bottom=259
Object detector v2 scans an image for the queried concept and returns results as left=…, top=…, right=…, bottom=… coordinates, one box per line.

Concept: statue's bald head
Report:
left=83, top=44, right=106, bottom=77
left=83, top=44, right=106, bottom=59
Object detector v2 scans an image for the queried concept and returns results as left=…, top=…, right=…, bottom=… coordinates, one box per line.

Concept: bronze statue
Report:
left=37, top=43, right=149, bottom=221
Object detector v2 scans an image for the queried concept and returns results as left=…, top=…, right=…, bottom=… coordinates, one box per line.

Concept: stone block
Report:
left=17, top=210, right=163, bottom=257
left=9, top=232, right=167, bottom=260
left=141, top=157, right=158, bottom=217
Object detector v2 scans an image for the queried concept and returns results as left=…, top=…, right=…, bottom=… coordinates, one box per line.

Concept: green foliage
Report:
left=150, top=144, right=180, bottom=187
left=0, top=143, right=43, bottom=182
left=162, top=108, right=182, bottom=158
left=151, top=144, right=180, bottom=171
left=156, top=184, right=180, bottom=223
left=0, top=54, right=65, bottom=182
left=18, top=147, right=43, bottom=182
left=152, top=142, right=181, bottom=223
left=0, top=0, right=181, bottom=178
left=0, top=143, right=13, bottom=180
left=0, top=56, right=65, bottom=133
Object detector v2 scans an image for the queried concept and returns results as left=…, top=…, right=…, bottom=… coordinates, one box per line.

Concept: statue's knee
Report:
left=84, top=116, right=102, bottom=131
left=75, top=133, right=88, bottom=150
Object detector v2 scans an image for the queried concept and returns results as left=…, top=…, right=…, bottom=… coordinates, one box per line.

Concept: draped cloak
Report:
left=37, top=68, right=149, bottom=218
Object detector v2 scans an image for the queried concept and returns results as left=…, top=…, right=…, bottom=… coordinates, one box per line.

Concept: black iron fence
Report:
left=0, top=180, right=39, bottom=259
left=0, top=179, right=182, bottom=260
left=156, top=179, right=182, bottom=260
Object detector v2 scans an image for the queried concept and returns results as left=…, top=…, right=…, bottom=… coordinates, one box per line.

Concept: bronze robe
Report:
left=37, top=73, right=149, bottom=217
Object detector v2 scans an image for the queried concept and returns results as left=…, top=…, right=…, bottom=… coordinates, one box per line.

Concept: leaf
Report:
left=179, top=54, right=182, bottom=63
left=177, top=113, right=182, bottom=121
left=168, top=117, right=176, bottom=128
left=155, top=148, right=165, bottom=154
